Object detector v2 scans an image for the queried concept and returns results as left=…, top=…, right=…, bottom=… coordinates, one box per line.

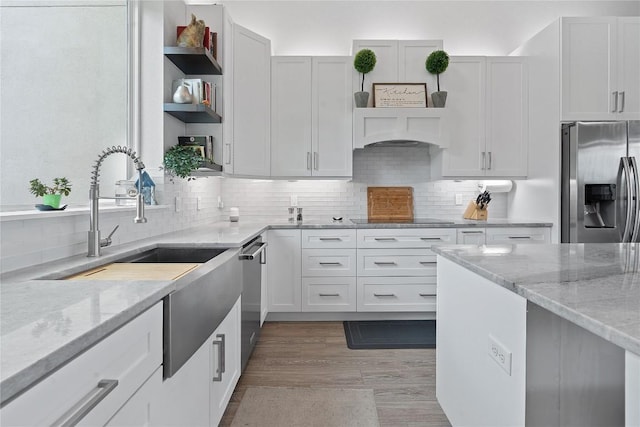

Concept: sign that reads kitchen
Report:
left=373, top=83, right=427, bottom=108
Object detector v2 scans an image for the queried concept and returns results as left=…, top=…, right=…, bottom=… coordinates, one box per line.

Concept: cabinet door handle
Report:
left=319, top=237, right=342, bottom=241
left=419, top=293, right=432, bottom=297
left=313, top=152, right=318, bottom=170
left=307, top=152, right=311, bottom=170
left=619, top=91, right=625, bottom=112
left=319, top=262, right=342, bottom=266
left=419, top=261, right=437, bottom=266
left=374, top=237, right=397, bottom=241
left=488, top=152, right=492, bottom=170
left=374, top=261, right=397, bottom=266
left=374, top=293, right=396, bottom=297
left=508, top=236, right=532, bottom=240
left=612, top=91, right=619, bottom=112
left=420, top=237, right=442, bottom=241
left=224, top=143, right=232, bottom=165
left=482, top=152, right=486, bottom=170
left=319, top=293, right=340, bottom=297
left=212, top=333, right=225, bottom=382
left=55, top=379, right=119, bottom=427
left=461, top=230, right=484, bottom=234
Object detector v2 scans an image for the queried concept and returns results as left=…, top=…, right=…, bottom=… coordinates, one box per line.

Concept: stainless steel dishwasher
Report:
left=239, top=236, right=267, bottom=370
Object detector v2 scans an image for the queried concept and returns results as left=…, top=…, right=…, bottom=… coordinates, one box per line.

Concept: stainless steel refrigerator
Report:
left=561, top=121, right=640, bottom=243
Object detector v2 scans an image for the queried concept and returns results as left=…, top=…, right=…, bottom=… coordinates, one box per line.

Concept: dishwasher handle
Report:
left=239, top=242, right=268, bottom=262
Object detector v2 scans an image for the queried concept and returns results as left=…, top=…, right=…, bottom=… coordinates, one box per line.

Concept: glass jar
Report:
left=115, top=180, right=137, bottom=206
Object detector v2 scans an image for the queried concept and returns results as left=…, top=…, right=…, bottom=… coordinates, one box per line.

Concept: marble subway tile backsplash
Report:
left=220, top=146, right=507, bottom=221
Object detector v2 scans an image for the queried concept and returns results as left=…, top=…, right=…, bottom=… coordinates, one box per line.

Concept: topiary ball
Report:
left=354, top=49, right=377, bottom=74
left=425, top=50, right=449, bottom=75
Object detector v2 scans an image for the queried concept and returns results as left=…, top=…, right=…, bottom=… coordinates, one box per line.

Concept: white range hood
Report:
left=352, top=108, right=449, bottom=149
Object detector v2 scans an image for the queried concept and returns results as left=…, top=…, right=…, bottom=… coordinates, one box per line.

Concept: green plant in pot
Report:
left=353, top=48, right=377, bottom=108
left=425, top=50, right=450, bottom=107
left=29, top=177, right=72, bottom=209
left=163, top=145, right=202, bottom=181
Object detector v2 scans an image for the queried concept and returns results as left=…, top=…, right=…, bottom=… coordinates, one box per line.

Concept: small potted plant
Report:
left=425, top=50, right=450, bottom=107
left=29, top=177, right=72, bottom=209
left=353, top=48, right=377, bottom=108
left=163, top=145, right=202, bottom=181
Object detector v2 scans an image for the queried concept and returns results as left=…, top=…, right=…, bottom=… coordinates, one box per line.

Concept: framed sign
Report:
left=373, top=83, right=427, bottom=108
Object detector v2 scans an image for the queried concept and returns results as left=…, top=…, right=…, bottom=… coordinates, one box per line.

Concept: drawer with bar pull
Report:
left=356, top=228, right=456, bottom=249
left=302, top=277, right=357, bottom=311
left=357, top=249, right=437, bottom=276
left=302, top=249, right=356, bottom=277
left=302, top=229, right=356, bottom=249
left=357, top=276, right=437, bottom=312
left=485, top=227, right=551, bottom=245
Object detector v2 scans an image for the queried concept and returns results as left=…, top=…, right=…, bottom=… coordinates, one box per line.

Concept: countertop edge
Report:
left=432, top=247, right=640, bottom=356
left=0, top=284, right=173, bottom=407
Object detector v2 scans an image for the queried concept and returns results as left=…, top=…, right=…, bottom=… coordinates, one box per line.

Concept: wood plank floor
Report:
left=220, top=321, right=451, bottom=427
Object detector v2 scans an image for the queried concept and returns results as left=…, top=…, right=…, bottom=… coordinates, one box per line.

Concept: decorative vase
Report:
left=173, top=83, right=193, bottom=104
left=42, top=194, right=62, bottom=209
left=431, top=91, right=448, bottom=108
left=354, top=91, right=369, bottom=108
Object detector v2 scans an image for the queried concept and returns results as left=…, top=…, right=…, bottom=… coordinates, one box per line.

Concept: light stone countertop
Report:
left=0, top=218, right=551, bottom=406
left=432, top=243, right=640, bottom=356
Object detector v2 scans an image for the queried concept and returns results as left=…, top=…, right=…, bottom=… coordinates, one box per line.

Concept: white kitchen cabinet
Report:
left=210, top=296, right=241, bottom=427
left=355, top=228, right=453, bottom=313
left=485, top=227, right=551, bottom=245
left=271, top=56, right=352, bottom=177
left=0, top=303, right=163, bottom=427
left=105, top=367, right=163, bottom=427
left=232, top=24, right=271, bottom=176
left=267, top=229, right=302, bottom=312
left=357, top=276, right=437, bottom=312
left=300, top=229, right=357, bottom=312
left=433, top=56, right=528, bottom=178
left=221, top=7, right=235, bottom=173
left=352, top=40, right=443, bottom=107
left=159, top=297, right=241, bottom=427
left=561, top=17, right=640, bottom=121
left=302, top=277, right=357, bottom=312
left=436, top=257, right=527, bottom=426
left=457, top=228, right=486, bottom=244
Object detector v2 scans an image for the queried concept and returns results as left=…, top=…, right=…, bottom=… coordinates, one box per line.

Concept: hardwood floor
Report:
left=220, top=321, right=451, bottom=427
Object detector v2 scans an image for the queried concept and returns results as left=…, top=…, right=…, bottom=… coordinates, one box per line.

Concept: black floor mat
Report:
left=343, top=320, right=436, bottom=349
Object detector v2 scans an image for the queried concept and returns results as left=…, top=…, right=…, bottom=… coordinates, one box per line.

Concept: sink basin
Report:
left=116, top=247, right=227, bottom=263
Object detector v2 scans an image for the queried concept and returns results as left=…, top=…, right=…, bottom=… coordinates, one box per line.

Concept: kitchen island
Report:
left=433, top=243, right=640, bottom=427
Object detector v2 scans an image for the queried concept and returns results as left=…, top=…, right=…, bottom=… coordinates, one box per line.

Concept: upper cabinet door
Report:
left=485, top=57, right=528, bottom=177
left=312, top=56, right=353, bottom=177
left=561, top=17, right=617, bottom=120
left=233, top=24, right=271, bottom=176
left=271, top=56, right=313, bottom=177
left=352, top=40, right=398, bottom=107
left=617, top=17, right=640, bottom=119
left=398, top=40, right=443, bottom=107
left=439, top=57, right=486, bottom=177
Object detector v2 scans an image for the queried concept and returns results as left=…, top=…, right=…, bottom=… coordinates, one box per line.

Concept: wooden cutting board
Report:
left=367, top=187, right=414, bottom=221
left=66, top=263, right=201, bottom=281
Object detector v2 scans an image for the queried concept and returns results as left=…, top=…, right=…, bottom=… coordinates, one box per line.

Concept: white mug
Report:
left=229, top=207, right=239, bottom=222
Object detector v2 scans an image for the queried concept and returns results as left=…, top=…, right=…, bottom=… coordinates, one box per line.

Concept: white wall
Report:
left=221, top=1, right=639, bottom=56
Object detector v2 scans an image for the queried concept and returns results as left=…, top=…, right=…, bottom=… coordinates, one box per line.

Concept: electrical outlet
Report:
left=197, top=196, right=202, bottom=211
left=488, top=335, right=512, bottom=375
left=175, top=196, right=181, bottom=213
left=290, top=195, right=298, bottom=207
left=217, top=196, right=224, bottom=209
left=455, top=194, right=463, bottom=205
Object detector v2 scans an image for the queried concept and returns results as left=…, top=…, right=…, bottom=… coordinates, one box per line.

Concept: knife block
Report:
left=463, top=201, right=488, bottom=220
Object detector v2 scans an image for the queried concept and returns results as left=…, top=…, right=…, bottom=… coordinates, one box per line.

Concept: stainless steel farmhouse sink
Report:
left=115, top=247, right=228, bottom=263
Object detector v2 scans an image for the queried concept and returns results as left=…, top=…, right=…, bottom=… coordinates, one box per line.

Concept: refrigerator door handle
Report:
left=619, top=157, right=634, bottom=242
left=630, top=157, right=640, bottom=242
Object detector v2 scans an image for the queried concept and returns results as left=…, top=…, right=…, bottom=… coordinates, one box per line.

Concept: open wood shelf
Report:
left=163, top=47, right=222, bottom=75
left=163, top=103, right=222, bottom=123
